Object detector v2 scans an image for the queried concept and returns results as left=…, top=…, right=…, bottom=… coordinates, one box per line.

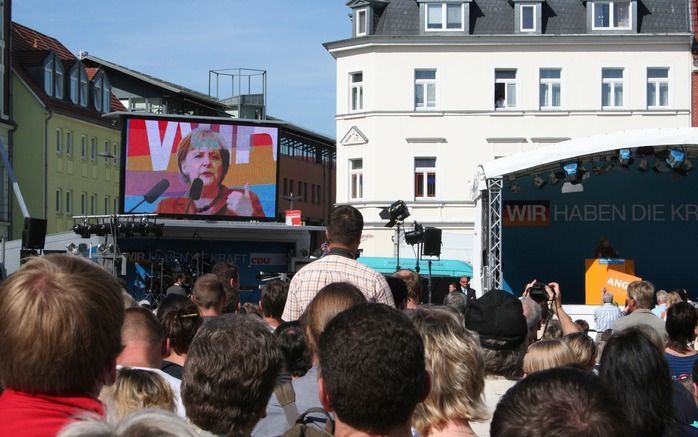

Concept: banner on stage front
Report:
left=604, top=270, right=641, bottom=302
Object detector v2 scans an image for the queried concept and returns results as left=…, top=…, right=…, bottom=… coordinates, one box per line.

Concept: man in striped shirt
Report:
left=594, top=290, right=623, bottom=339
left=282, top=205, right=394, bottom=321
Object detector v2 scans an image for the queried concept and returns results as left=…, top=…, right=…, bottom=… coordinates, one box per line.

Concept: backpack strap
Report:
left=275, top=382, right=300, bottom=429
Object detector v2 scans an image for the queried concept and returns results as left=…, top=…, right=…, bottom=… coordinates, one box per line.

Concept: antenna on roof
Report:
left=78, top=50, right=88, bottom=59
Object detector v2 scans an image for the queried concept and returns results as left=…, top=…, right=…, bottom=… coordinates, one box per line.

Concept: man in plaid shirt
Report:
left=282, top=205, right=394, bottom=321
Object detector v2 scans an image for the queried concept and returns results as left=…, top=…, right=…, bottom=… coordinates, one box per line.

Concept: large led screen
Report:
left=122, top=117, right=278, bottom=220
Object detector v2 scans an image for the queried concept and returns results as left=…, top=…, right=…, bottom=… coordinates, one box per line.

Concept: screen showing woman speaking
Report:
left=122, top=116, right=278, bottom=220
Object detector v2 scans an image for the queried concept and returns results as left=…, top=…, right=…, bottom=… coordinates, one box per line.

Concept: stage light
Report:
left=683, top=160, right=693, bottom=172
left=666, top=148, right=685, bottom=169
left=73, top=222, right=91, bottom=238
left=380, top=200, right=410, bottom=228
left=548, top=171, right=560, bottom=185
left=637, top=158, right=649, bottom=172
left=404, top=222, right=425, bottom=245
left=533, top=175, right=545, bottom=189
left=66, top=243, right=79, bottom=255
left=563, top=162, right=580, bottom=183
left=619, top=149, right=632, bottom=167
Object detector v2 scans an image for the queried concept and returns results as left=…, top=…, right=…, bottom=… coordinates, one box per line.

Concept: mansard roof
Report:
left=347, top=0, right=689, bottom=37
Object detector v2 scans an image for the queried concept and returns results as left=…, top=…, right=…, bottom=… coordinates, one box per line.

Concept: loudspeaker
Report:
left=423, top=227, right=442, bottom=257
left=22, top=218, right=47, bottom=250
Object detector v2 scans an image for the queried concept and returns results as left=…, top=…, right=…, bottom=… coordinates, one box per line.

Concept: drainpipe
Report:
left=43, top=108, right=52, bottom=219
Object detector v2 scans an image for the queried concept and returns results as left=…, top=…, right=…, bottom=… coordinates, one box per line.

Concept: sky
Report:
left=13, top=0, right=351, bottom=138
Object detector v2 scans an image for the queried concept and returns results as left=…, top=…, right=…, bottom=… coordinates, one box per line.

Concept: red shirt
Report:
left=0, top=389, right=105, bottom=436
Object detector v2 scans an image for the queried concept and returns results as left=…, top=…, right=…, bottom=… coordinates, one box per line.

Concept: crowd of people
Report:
left=1, top=204, right=697, bottom=437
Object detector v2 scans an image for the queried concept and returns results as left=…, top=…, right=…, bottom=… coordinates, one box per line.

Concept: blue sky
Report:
left=13, top=0, right=350, bottom=138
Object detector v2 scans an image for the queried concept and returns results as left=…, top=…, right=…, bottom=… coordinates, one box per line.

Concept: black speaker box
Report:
left=423, top=227, right=442, bottom=257
left=22, top=218, right=47, bottom=250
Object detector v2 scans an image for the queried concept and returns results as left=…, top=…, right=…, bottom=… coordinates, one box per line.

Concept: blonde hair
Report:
left=523, top=339, right=577, bottom=375
left=0, top=254, right=123, bottom=394
left=411, top=306, right=488, bottom=436
left=112, top=368, right=175, bottom=420
left=562, top=333, right=597, bottom=370
left=301, top=282, right=367, bottom=355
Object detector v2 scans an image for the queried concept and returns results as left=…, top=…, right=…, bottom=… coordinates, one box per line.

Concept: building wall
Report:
left=278, top=155, right=335, bottom=224
left=12, top=75, right=120, bottom=239
left=333, top=40, right=692, bottom=259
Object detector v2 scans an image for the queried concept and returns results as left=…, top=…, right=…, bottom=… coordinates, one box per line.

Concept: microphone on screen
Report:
left=185, top=178, right=204, bottom=213
left=127, top=178, right=170, bottom=213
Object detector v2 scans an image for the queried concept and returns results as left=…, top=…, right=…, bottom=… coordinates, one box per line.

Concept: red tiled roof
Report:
left=85, top=67, right=98, bottom=80
left=12, top=22, right=75, bottom=61
left=11, top=22, right=123, bottom=127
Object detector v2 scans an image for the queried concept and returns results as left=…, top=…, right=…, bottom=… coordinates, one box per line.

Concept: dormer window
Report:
left=356, top=9, right=368, bottom=36
left=69, top=66, right=78, bottom=104
left=54, top=60, right=64, bottom=99
left=93, top=75, right=103, bottom=111
left=426, top=3, right=464, bottom=31
left=513, top=1, right=542, bottom=34
left=69, top=62, right=89, bottom=107
left=43, top=55, right=54, bottom=96
left=42, top=53, right=65, bottom=99
left=592, top=1, right=631, bottom=30
left=79, top=68, right=88, bottom=107
left=520, top=5, right=535, bottom=32
left=91, top=72, right=112, bottom=113
left=102, top=75, right=111, bottom=112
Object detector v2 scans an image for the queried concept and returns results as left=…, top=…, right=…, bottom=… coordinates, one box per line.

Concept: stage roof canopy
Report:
left=472, top=127, right=698, bottom=199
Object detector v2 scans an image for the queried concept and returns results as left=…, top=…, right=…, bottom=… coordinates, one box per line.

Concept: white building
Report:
left=324, top=0, right=692, bottom=263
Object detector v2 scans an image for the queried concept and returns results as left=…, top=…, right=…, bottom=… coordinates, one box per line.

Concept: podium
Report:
left=585, top=258, right=635, bottom=304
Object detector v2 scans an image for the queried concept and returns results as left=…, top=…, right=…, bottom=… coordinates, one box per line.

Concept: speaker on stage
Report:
left=423, top=227, right=442, bottom=257
left=22, top=218, right=47, bottom=250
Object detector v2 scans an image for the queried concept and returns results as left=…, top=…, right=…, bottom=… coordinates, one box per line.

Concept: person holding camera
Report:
left=523, top=280, right=581, bottom=340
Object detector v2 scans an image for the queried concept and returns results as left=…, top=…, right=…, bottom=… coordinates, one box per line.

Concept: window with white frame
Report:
left=356, top=9, right=367, bottom=36
left=79, top=68, right=88, bottom=107
left=90, top=194, right=96, bottom=215
left=104, top=140, right=111, bottom=158
left=415, top=69, right=437, bottom=110
left=647, top=67, right=669, bottom=108
left=81, top=135, right=87, bottom=160
left=350, top=72, right=363, bottom=111
left=102, top=75, right=111, bottom=112
left=349, top=159, right=363, bottom=200
left=414, top=157, right=436, bottom=199
left=44, top=56, right=54, bottom=96
left=56, top=129, right=62, bottom=154
left=69, top=67, right=79, bottom=104
left=602, top=68, right=624, bottom=108
left=55, top=188, right=62, bottom=213
left=426, top=3, right=464, bottom=31
left=593, top=1, right=631, bottom=29
left=81, top=192, right=87, bottom=214
left=66, top=131, right=73, bottom=157
left=55, top=59, right=64, bottom=99
left=539, top=69, right=561, bottom=109
left=90, top=137, right=96, bottom=161
left=113, top=143, right=119, bottom=165
left=494, top=69, right=517, bottom=109
left=93, top=75, right=103, bottom=111
left=520, top=5, right=536, bottom=31
left=113, top=198, right=118, bottom=214
left=104, top=196, right=109, bottom=214
left=66, top=190, right=72, bottom=215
